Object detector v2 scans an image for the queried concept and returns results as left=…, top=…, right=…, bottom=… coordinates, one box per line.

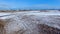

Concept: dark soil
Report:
left=38, top=24, right=60, bottom=34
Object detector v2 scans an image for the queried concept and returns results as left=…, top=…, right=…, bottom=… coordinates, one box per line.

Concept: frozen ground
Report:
left=0, top=11, right=60, bottom=28
left=0, top=11, right=60, bottom=34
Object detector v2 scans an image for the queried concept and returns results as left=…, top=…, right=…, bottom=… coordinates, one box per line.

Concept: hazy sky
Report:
left=0, top=0, right=60, bottom=9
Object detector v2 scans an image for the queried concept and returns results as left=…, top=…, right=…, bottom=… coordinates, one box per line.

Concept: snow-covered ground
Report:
left=0, top=11, right=60, bottom=34
left=0, top=11, right=60, bottom=20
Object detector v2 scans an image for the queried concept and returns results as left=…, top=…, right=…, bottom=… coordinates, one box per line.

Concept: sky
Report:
left=0, top=0, right=60, bottom=9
